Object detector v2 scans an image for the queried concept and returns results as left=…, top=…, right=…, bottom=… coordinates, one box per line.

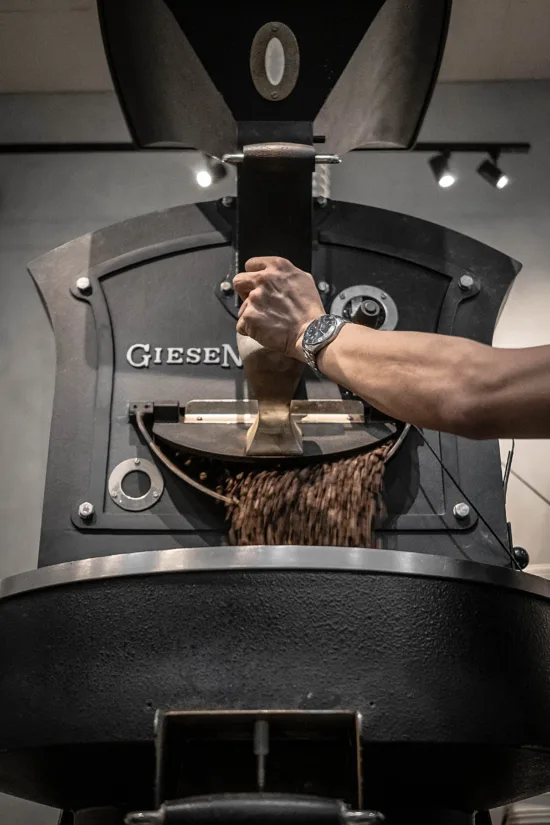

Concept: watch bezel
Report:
left=303, top=315, right=340, bottom=349
left=302, top=314, right=346, bottom=371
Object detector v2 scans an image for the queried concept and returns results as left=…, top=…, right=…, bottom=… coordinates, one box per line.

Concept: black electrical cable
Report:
left=135, top=411, right=235, bottom=505
left=384, top=423, right=411, bottom=463
left=412, top=426, right=521, bottom=570
left=503, top=439, right=515, bottom=496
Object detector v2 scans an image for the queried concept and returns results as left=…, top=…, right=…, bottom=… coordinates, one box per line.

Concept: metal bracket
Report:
left=146, top=398, right=396, bottom=462
left=125, top=798, right=383, bottom=825
left=125, top=710, right=381, bottom=825
left=182, top=398, right=366, bottom=425
left=223, top=149, right=341, bottom=166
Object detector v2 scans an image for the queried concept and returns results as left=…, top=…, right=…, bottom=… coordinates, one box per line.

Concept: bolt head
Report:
left=316, top=196, right=328, bottom=207
left=271, top=91, right=279, bottom=99
left=153, top=491, right=159, bottom=499
left=459, top=274, right=474, bottom=291
left=134, top=457, right=141, bottom=466
left=271, top=23, right=279, bottom=32
left=453, top=502, right=470, bottom=520
left=78, top=501, right=94, bottom=520
left=318, top=281, right=330, bottom=294
left=221, top=196, right=234, bottom=208
left=75, top=276, right=91, bottom=294
left=220, top=279, right=234, bottom=295
left=339, top=292, right=347, bottom=300
left=111, top=490, right=118, bottom=498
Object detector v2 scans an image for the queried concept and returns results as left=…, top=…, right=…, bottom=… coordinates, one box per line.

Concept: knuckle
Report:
left=245, top=305, right=260, bottom=321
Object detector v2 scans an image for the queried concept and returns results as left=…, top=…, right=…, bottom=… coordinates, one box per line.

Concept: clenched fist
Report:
left=233, top=257, right=325, bottom=360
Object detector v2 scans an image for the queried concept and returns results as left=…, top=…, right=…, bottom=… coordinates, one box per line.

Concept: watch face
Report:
left=303, top=315, right=337, bottom=348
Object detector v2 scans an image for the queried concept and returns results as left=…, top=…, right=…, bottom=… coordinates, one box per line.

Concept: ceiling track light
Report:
left=477, top=151, right=510, bottom=189
left=195, top=154, right=228, bottom=188
left=429, top=152, right=457, bottom=188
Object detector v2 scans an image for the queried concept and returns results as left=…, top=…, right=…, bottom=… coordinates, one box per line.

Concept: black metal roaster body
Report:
left=2, top=3, right=550, bottom=824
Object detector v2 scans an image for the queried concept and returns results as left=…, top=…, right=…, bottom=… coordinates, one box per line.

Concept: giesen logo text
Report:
left=126, top=343, right=242, bottom=369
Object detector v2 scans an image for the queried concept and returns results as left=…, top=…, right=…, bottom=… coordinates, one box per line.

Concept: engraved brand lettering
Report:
left=221, top=343, right=241, bottom=369
left=203, top=347, right=220, bottom=364
left=127, top=343, right=152, bottom=369
left=166, top=347, right=184, bottom=364
left=186, top=348, right=201, bottom=364
left=126, top=343, right=242, bottom=369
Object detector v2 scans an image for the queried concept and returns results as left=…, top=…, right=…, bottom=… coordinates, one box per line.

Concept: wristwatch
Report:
left=301, top=314, right=348, bottom=372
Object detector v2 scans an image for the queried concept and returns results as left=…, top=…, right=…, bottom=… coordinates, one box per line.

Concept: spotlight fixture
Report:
left=429, top=153, right=456, bottom=188
left=195, top=154, right=228, bottom=188
left=477, top=154, right=510, bottom=189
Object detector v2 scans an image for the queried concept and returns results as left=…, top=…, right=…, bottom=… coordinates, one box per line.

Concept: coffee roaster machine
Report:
left=1, top=3, right=550, bottom=824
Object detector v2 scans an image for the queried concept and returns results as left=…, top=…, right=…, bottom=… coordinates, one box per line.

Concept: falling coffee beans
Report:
left=222, top=442, right=393, bottom=547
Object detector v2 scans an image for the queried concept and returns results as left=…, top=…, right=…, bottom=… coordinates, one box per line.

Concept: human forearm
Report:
left=234, top=256, right=550, bottom=439
left=317, top=324, right=550, bottom=438
left=316, top=324, right=503, bottom=436
left=233, top=256, right=501, bottom=436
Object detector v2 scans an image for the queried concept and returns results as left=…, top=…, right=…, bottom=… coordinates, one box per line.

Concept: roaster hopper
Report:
left=1, top=4, right=550, bottom=825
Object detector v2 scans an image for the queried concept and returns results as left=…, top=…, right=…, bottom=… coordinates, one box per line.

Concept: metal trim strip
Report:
left=1, top=548, right=549, bottom=601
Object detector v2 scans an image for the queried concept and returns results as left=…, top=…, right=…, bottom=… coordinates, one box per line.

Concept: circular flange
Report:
left=108, top=458, right=163, bottom=511
left=331, top=285, right=399, bottom=331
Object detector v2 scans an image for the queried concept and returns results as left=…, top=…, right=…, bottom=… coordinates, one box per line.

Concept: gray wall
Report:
left=0, top=81, right=549, bottom=820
